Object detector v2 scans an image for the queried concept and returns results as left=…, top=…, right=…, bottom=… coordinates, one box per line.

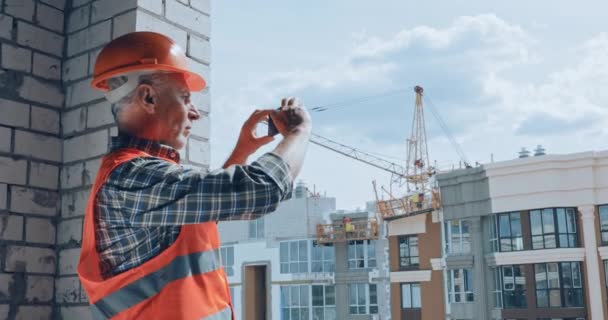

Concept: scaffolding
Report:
left=316, top=219, right=379, bottom=244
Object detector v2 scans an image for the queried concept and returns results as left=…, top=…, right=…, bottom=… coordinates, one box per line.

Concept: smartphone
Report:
left=267, top=115, right=279, bottom=136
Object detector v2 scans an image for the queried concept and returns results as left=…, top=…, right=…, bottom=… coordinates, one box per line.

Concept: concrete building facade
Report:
left=435, top=150, right=608, bottom=320
left=0, top=1, right=210, bottom=319
left=218, top=184, right=391, bottom=320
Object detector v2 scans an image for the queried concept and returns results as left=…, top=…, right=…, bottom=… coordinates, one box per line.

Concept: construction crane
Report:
left=314, top=86, right=444, bottom=243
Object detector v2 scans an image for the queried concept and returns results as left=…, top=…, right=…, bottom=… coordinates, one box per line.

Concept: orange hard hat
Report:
left=91, top=32, right=206, bottom=92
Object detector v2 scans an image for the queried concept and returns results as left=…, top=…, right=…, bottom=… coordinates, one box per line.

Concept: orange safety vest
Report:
left=77, top=148, right=234, bottom=320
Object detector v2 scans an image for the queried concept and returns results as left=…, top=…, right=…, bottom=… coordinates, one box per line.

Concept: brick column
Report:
left=579, top=205, right=604, bottom=320
left=0, top=0, right=65, bottom=319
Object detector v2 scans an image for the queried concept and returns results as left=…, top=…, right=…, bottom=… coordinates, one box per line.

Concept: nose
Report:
left=188, top=104, right=201, bottom=121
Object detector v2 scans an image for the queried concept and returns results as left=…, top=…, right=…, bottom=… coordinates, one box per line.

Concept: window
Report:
left=312, top=285, right=336, bottom=320
left=599, top=205, right=608, bottom=244
left=249, top=217, right=265, bottom=239
left=444, top=220, right=471, bottom=254
left=605, top=260, right=608, bottom=288
left=348, top=240, right=376, bottom=269
left=312, top=241, right=335, bottom=273
left=489, top=215, right=499, bottom=252
left=401, top=283, right=421, bottom=309
left=280, top=240, right=309, bottom=273
left=220, top=246, right=234, bottom=276
left=348, top=283, right=378, bottom=314
left=493, top=268, right=503, bottom=308
left=530, top=208, right=577, bottom=249
left=280, top=285, right=309, bottom=320
left=534, top=262, right=583, bottom=308
left=447, top=269, right=474, bottom=302
left=497, top=212, right=523, bottom=252
left=500, top=265, right=527, bottom=308
left=398, top=236, right=419, bottom=270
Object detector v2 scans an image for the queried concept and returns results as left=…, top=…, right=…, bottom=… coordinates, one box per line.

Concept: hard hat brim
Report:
left=91, top=64, right=207, bottom=92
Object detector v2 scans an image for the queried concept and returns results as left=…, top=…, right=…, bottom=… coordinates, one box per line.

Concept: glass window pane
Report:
left=300, top=286, right=308, bottom=305
left=600, top=206, right=608, bottom=232
left=326, top=286, right=335, bottom=305
left=530, top=210, right=543, bottom=235
left=499, top=214, right=511, bottom=237
left=566, top=208, right=576, bottom=232
left=312, top=307, right=323, bottom=320
left=402, top=284, right=412, bottom=308
left=535, top=264, right=547, bottom=289
left=291, top=286, right=299, bottom=306
left=557, top=208, right=567, bottom=233
left=544, top=234, right=557, bottom=249
left=536, top=289, right=548, bottom=307
left=290, top=242, right=298, bottom=261
left=572, top=262, right=582, bottom=288
left=547, top=263, right=560, bottom=288
left=357, top=284, right=365, bottom=305
left=290, top=308, right=299, bottom=320
left=281, top=308, right=290, bottom=320
left=281, top=287, right=289, bottom=307
left=349, top=285, right=356, bottom=305
left=561, top=262, right=573, bottom=288
left=412, top=284, right=421, bottom=308
left=312, top=286, right=323, bottom=306
left=510, top=212, right=522, bottom=236
left=280, top=243, right=289, bottom=262
left=369, top=284, right=377, bottom=304
left=542, top=209, right=555, bottom=233
left=549, top=289, right=561, bottom=307
left=532, top=235, right=544, bottom=249
left=299, top=241, right=307, bottom=261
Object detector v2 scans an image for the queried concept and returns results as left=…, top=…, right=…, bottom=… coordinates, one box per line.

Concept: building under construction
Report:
left=217, top=182, right=392, bottom=319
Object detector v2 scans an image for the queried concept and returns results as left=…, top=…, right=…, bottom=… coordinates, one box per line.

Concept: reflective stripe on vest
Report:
left=90, top=249, right=221, bottom=319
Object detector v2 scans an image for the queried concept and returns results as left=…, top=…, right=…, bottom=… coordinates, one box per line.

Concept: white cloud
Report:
left=210, top=14, right=608, bottom=209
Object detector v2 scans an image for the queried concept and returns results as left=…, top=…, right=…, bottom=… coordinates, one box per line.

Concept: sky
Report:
left=209, top=0, right=608, bottom=210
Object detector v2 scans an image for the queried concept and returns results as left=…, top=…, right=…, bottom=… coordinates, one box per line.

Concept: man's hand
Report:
left=271, top=97, right=312, bottom=136
left=223, top=109, right=275, bottom=168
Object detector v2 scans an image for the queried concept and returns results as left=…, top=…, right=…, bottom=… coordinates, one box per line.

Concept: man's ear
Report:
left=135, top=84, right=157, bottom=114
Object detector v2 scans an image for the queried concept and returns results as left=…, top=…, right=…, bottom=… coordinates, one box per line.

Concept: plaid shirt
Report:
left=95, top=134, right=293, bottom=277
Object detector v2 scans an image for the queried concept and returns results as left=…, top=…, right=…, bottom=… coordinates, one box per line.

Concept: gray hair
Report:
left=106, top=73, right=172, bottom=122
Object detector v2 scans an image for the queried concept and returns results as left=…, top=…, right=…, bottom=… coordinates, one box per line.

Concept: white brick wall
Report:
left=113, top=10, right=137, bottom=39
left=40, top=0, right=66, bottom=10
left=0, top=184, right=7, bottom=209
left=5, top=246, right=56, bottom=274
left=67, top=5, right=90, bottom=33
left=57, top=218, right=82, bottom=245
left=61, top=190, right=88, bottom=218
left=10, top=186, right=59, bottom=216
left=63, top=129, right=108, bottom=162
left=14, top=130, right=62, bottom=162
left=0, top=14, right=13, bottom=40
left=67, top=20, right=112, bottom=57
left=65, top=77, right=104, bottom=107
left=19, top=76, right=64, bottom=108
left=0, top=98, right=30, bottom=128
left=61, top=163, right=84, bottom=189
left=1, top=44, right=32, bottom=72
left=17, top=21, right=64, bottom=57
left=188, top=34, right=211, bottom=64
left=60, top=306, right=93, bottom=320
left=139, top=0, right=163, bottom=15
left=86, top=101, right=113, bottom=128
left=0, top=157, right=28, bottom=185
left=5, top=0, right=36, bottom=22
left=25, top=276, right=54, bottom=302
left=165, top=0, right=210, bottom=36
left=63, top=53, right=89, bottom=82
left=30, top=162, right=59, bottom=189
left=26, top=217, right=56, bottom=244
left=55, top=276, right=80, bottom=303
left=188, top=137, right=210, bottom=166
left=0, top=214, right=23, bottom=241
left=30, top=106, right=60, bottom=134
left=59, top=248, right=80, bottom=275
left=91, top=0, right=137, bottom=23
left=0, top=126, right=11, bottom=152
left=62, top=107, right=87, bottom=135
left=15, top=306, right=52, bottom=320
left=33, top=52, right=62, bottom=80
left=37, top=3, right=65, bottom=33
left=136, top=10, right=188, bottom=49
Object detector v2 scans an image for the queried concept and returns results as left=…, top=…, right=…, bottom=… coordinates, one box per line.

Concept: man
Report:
left=77, top=32, right=311, bottom=320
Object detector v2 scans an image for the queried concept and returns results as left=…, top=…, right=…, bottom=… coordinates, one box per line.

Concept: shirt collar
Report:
left=110, top=133, right=181, bottom=162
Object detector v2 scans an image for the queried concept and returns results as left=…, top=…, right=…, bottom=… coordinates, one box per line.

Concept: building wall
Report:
left=388, top=212, right=444, bottom=320
left=434, top=150, right=608, bottom=320
left=0, top=1, right=211, bottom=319
left=0, top=1, right=66, bottom=319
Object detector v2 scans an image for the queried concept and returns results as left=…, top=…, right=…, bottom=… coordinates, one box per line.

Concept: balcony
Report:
left=316, top=219, right=379, bottom=244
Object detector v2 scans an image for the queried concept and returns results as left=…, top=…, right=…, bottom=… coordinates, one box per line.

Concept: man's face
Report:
left=154, top=74, right=200, bottom=150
